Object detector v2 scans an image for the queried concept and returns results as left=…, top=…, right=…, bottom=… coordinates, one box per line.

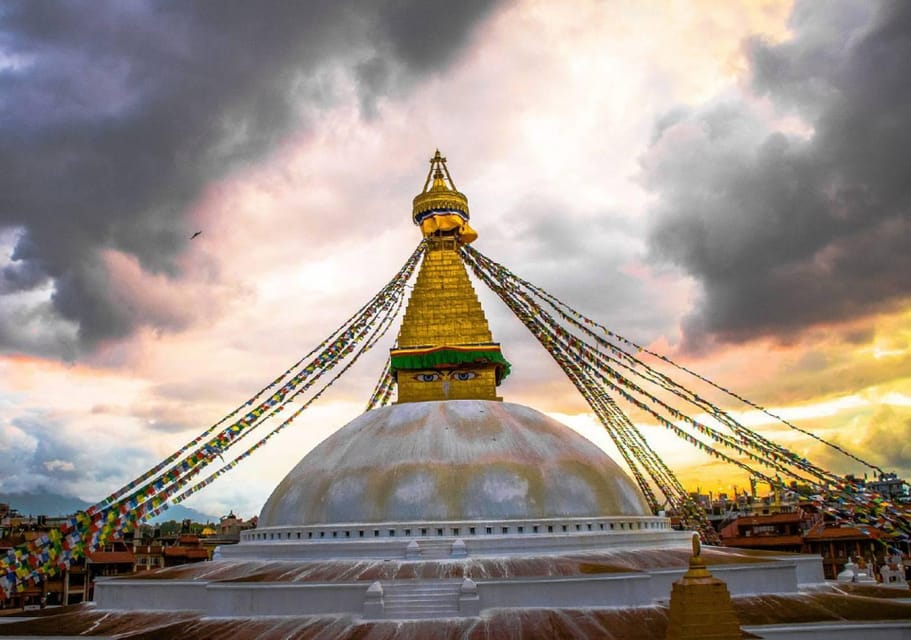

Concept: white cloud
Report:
left=43, top=459, right=75, bottom=472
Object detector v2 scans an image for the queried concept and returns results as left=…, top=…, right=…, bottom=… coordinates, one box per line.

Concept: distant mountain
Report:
left=0, top=491, right=88, bottom=517
left=0, top=491, right=217, bottom=524
left=148, top=503, right=218, bottom=525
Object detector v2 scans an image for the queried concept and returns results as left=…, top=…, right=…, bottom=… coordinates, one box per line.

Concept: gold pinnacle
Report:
left=412, top=150, right=471, bottom=230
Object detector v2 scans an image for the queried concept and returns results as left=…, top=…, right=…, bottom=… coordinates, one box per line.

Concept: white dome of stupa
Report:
left=259, top=400, right=650, bottom=527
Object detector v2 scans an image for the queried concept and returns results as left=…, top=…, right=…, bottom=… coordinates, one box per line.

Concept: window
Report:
left=389, top=530, right=396, bottom=537
left=562, top=525, right=567, bottom=532
left=486, top=527, right=493, bottom=535
left=517, top=526, right=524, bottom=533
left=469, top=527, right=476, bottom=535
left=533, top=526, right=539, bottom=533
left=502, top=527, right=509, bottom=534
left=308, top=532, right=313, bottom=539
left=359, top=531, right=364, bottom=538
left=421, top=528, right=428, bottom=536
left=437, top=528, right=444, bottom=536
left=374, top=530, right=380, bottom=537
left=548, top=525, right=553, bottom=533
left=452, top=528, right=460, bottom=536
left=332, top=531, right=337, bottom=538
left=404, top=529, right=411, bottom=536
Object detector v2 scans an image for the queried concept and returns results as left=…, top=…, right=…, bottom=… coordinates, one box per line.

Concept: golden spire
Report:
left=391, top=151, right=509, bottom=403
left=411, top=150, right=477, bottom=245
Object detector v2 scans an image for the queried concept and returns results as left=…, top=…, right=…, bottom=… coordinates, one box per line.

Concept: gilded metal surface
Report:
left=667, top=543, right=742, bottom=640
left=259, top=400, right=651, bottom=526
left=393, top=239, right=504, bottom=402
left=397, top=368, right=499, bottom=402
left=395, top=245, right=492, bottom=347
left=412, top=150, right=470, bottom=222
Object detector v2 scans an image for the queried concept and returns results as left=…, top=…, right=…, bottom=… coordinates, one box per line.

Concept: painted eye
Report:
left=413, top=373, right=441, bottom=382
left=452, top=371, right=477, bottom=381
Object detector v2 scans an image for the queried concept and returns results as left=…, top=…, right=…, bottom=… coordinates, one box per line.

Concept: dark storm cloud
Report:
left=0, top=0, right=499, bottom=358
left=482, top=197, right=678, bottom=346
left=643, top=0, right=911, bottom=350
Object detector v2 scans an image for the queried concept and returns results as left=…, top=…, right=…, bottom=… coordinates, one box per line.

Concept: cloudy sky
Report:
left=1, top=0, right=909, bottom=518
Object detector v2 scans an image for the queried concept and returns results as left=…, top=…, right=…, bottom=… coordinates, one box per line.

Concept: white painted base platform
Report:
left=94, top=536, right=825, bottom=620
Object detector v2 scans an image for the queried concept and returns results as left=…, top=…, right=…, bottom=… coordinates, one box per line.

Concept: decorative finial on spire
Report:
left=412, top=150, right=476, bottom=244
left=424, top=149, right=452, bottom=190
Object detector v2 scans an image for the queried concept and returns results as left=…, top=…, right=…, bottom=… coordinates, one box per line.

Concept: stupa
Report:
left=7, top=152, right=911, bottom=639
left=257, top=151, right=654, bottom=533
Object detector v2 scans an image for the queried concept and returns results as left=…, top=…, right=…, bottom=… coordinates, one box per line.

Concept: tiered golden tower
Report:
left=391, top=151, right=510, bottom=403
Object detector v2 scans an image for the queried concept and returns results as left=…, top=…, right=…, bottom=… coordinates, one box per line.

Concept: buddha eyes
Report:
left=411, top=371, right=478, bottom=383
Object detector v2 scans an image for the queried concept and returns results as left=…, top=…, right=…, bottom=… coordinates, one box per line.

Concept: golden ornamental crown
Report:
left=412, top=150, right=470, bottom=225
